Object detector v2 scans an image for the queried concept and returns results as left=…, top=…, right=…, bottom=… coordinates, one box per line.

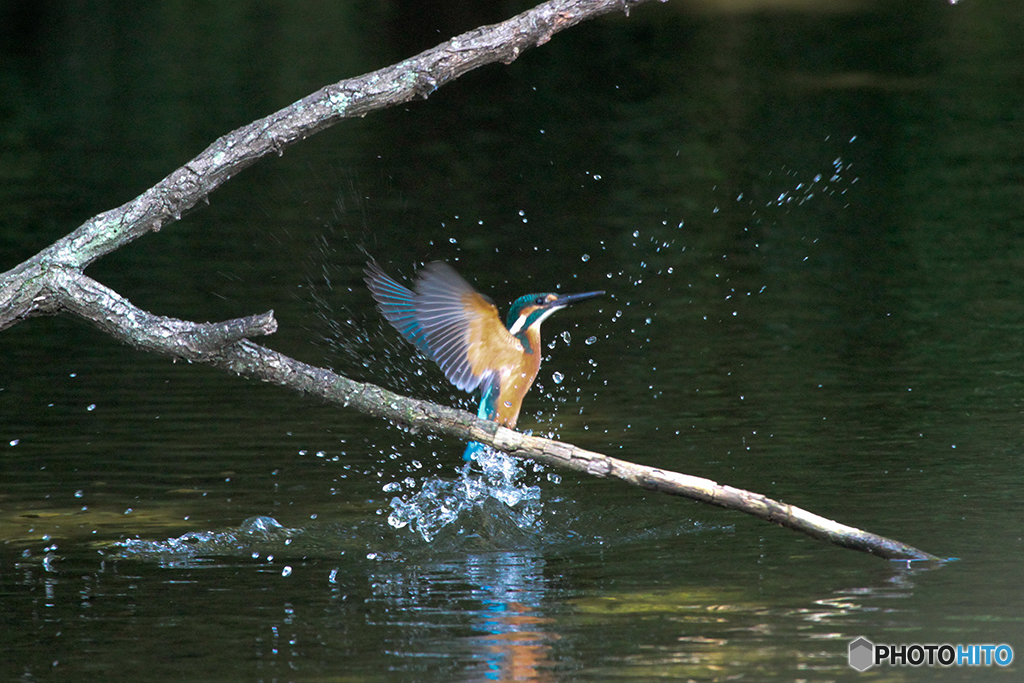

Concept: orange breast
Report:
left=491, top=327, right=542, bottom=428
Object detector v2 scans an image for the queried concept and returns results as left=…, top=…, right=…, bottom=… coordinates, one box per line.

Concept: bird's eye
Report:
left=535, top=296, right=547, bottom=305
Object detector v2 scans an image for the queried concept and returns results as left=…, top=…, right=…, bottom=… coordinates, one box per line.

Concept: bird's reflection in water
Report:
left=368, top=547, right=560, bottom=682
left=465, top=551, right=557, bottom=682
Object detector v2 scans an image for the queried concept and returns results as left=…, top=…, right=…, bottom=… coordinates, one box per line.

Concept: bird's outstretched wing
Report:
left=414, top=262, right=523, bottom=394
left=365, top=261, right=524, bottom=397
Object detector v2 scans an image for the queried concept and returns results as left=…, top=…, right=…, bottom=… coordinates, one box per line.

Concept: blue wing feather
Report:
left=463, top=375, right=501, bottom=460
left=476, top=375, right=501, bottom=421
left=364, top=261, right=431, bottom=354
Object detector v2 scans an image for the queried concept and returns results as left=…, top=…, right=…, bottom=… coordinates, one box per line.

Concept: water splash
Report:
left=108, top=516, right=302, bottom=563
left=387, top=448, right=543, bottom=542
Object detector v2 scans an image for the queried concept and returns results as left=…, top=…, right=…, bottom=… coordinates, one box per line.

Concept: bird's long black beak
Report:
left=548, top=290, right=605, bottom=309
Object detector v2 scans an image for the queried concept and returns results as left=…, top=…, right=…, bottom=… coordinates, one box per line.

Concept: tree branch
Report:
left=0, top=0, right=941, bottom=563
left=54, top=268, right=277, bottom=355
left=208, top=339, right=940, bottom=562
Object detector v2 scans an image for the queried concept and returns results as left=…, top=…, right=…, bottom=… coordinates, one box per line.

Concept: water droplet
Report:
left=581, top=254, right=590, bottom=262
left=9, top=439, right=19, bottom=447
left=561, top=330, right=571, bottom=344
left=281, top=566, right=292, bottom=577
left=86, top=404, right=96, bottom=411
left=552, top=372, right=564, bottom=384
left=585, top=336, right=597, bottom=345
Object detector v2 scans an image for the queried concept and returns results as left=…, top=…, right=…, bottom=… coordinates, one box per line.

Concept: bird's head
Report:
left=506, top=290, right=604, bottom=336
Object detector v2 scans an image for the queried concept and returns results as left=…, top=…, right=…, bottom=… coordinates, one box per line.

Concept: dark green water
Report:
left=3, top=1, right=1023, bottom=680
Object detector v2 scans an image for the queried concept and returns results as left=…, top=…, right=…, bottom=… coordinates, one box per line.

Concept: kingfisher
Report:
left=365, top=260, right=603, bottom=459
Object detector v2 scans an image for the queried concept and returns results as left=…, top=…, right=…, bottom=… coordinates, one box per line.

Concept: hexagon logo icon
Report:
left=849, top=637, right=875, bottom=671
